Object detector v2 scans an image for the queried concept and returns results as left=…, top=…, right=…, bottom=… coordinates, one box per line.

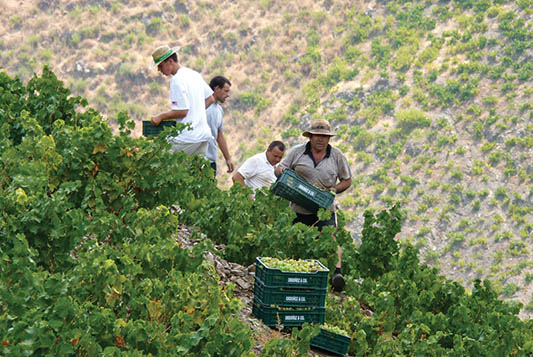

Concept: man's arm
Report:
left=232, top=171, right=246, bottom=186
left=151, top=109, right=188, bottom=125
left=334, top=177, right=352, bottom=194
left=205, top=95, right=215, bottom=109
left=216, top=130, right=234, bottom=173
left=274, top=165, right=286, bottom=177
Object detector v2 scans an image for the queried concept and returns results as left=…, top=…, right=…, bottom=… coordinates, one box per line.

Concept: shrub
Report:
left=235, top=91, right=271, bottom=112
left=395, top=109, right=431, bottom=134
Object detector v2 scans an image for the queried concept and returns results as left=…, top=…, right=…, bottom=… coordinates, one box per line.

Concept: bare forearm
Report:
left=335, top=178, right=352, bottom=194
left=217, top=131, right=234, bottom=173
left=217, top=131, right=231, bottom=162
left=152, top=109, right=187, bottom=125
left=232, top=172, right=245, bottom=186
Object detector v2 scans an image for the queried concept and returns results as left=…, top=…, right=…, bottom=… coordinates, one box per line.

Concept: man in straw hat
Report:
left=150, top=44, right=215, bottom=156
left=274, top=119, right=352, bottom=291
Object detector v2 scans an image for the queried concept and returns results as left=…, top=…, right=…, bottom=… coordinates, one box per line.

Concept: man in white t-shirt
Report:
left=232, top=141, right=285, bottom=192
left=206, top=75, right=234, bottom=175
left=150, top=45, right=215, bottom=156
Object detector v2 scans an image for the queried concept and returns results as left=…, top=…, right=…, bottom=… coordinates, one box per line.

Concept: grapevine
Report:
left=1, top=68, right=531, bottom=356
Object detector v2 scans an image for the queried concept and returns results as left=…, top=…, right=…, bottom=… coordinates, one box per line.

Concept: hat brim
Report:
left=302, top=130, right=335, bottom=137
left=149, top=46, right=180, bottom=70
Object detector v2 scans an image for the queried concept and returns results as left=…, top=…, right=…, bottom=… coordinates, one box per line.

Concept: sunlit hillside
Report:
left=1, top=0, right=531, bottom=318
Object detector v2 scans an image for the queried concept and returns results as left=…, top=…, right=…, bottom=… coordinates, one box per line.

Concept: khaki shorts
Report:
left=169, top=140, right=208, bottom=157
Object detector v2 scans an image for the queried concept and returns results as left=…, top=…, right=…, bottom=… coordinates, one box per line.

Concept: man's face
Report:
left=214, top=83, right=231, bottom=103
left=157, top=59, right=172, bottom=76
left=309, top=134, right=330, bottom=152
left=266, top=146, right=284, bottom=166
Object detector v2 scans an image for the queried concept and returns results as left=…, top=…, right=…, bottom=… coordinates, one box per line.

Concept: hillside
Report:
left=1, top=36, right=532, bottom=355
left=1, top=0, right=531, bottom=320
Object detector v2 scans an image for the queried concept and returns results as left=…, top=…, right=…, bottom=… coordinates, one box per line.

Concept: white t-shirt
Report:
left=168, top=67, right=214, bottom=143
left=238, top=152, right=277, bottom=191
left=206, top=102, right=223, bottom=163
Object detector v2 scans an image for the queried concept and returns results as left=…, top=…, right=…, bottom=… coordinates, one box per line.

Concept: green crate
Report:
left=252, top=300, right=325, bottom=328
left=310, top=328, right=351, bottom=356
left=255, top=257, right=329, bottom=290
left=142, top=120, right=176, bottom=137
left=253, top=277, right=327, bottom=308
left=271, top=168, right=334, bottom=212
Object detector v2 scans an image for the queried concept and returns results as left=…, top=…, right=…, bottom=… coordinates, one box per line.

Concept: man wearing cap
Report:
left=150, top=45, right=215, bottom=156
left=206, top=75, right=234, bottom=175
left=274, top=119, right=352, bottom=291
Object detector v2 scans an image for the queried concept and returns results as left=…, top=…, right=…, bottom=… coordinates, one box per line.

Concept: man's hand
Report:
left=274, top=165, right=286, bottom=177
left=226, top=159, right=234, bottom=173
left=151, top=115, right=163, bottom=126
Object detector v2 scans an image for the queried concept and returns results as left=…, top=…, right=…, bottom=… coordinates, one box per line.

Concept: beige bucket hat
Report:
left=150, top=45, right=180, bottom=69
left=302, top=119, right=335, bottom=137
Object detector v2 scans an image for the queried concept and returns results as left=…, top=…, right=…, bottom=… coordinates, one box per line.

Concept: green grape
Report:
left=322, top=323, right=349, bottom=336
left=261, top=257, right=327, bottom=272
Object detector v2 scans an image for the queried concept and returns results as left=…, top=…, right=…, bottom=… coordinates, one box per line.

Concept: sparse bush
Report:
left=281, top=128, right=300, bottom=139
left=395, top=109, right=431, bottom=134
left=146, top=17, right=163, bottom=35
left=235, top=91, right=271, bottom=112
left=507, top=241, right=528, bottom=257
left=526, top=273, right=533, bottom=284
left=502, top=283, right=520, bottom=298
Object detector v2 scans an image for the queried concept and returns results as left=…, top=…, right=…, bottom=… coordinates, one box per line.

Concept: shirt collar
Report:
left=304, top=142, right=331, bottom=167
left=262, top=151, right=275, bottom=167
left=304, top=141, right=331, bottom=157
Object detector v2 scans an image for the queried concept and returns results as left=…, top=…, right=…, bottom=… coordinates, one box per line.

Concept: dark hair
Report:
left=268, top=140, right=285, bottom=152
left=209, top=76, right=231, bottom=91
left=163, top=53, right=178, bottom=63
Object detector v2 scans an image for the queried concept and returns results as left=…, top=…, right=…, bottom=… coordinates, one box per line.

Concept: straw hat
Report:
left=302, top=119, right=335, bottom=137
left=150, top=45, right=180, bottom=69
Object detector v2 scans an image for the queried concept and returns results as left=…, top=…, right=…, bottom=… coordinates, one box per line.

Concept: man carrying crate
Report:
left=274, top=119, right=352, bottom=291
left=150, top=45, right=215, bottom=156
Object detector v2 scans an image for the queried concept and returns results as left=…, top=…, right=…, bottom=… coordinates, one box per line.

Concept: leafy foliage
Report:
left=0, top=69, right=254, bottom=355
left=2, top=12, right=533, bottom=351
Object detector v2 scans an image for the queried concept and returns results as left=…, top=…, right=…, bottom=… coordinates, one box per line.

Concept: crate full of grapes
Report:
left=310, top=325, right=351, bottom=356
left=255, top=257, right=329, bottom=290
left=253, top=277, right=327, bottom=308
left=252, top=299, right=325, bottom=328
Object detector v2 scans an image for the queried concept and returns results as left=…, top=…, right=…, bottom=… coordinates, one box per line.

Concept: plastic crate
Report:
left=253, top=277, right=327, bottom=307
left=271, top=168, right=334, bottom=212
left=310, top=328, right=351, bottom=356
left=142, top=120, right=176, bottom=137
left=252, top=300, right=325, bottom=328
left=255, top=257, right=329, bottom=290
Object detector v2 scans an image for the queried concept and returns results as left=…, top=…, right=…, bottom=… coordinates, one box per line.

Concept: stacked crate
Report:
left=252, top=257, right=352, bottom=355
left=252, top=257, right=328, bottom=329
